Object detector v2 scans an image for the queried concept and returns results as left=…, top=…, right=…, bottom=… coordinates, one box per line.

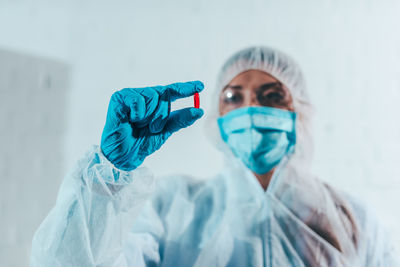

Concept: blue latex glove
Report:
left=100, top=81, right=204, bottom=171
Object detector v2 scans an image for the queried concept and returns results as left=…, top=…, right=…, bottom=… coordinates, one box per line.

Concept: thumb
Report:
left=164, top=108, right=204, bottom=135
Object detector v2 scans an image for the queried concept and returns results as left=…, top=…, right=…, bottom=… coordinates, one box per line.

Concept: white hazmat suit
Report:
left=30, top=46, right=399, bottom=266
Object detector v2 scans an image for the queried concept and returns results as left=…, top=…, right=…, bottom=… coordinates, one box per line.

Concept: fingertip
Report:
left=191, top=107, right=204, bottom=118
left=189, top=80, right=204, bottom=92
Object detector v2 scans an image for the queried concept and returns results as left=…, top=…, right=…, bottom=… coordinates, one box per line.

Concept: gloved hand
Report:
left=101, top=81, right=204, bottom=171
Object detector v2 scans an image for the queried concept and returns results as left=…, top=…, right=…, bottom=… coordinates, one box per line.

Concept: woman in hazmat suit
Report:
left=30, top=46, right=399, bottom=266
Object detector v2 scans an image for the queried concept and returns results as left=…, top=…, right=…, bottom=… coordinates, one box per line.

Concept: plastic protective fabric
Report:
left=30, top=46, right=399, bottom=266
left=101, top=82, right=204, bottom=171
left=218, top=106, right=296, bottom=174
left=30, top=146, right=399, bottom=266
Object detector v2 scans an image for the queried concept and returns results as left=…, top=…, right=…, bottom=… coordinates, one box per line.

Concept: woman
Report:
left=30, top=47, right=398, bottom=266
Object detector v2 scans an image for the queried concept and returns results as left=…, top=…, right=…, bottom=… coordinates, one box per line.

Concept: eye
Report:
left=257, top=84, right=290, bottom=107
left=258, top=91, right=283, bottom=106
left=222, top=89, right=243, bottom=105
left=265, top=92, right=284, bottom=102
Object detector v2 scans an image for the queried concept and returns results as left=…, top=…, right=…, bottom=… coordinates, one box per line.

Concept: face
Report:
left=219, top=70, right=294, bottom=116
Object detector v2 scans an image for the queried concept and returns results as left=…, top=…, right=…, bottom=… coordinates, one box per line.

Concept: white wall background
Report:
left=0, top=49, right=68, bottom=267
left=1, top=0, right=400, bottom=265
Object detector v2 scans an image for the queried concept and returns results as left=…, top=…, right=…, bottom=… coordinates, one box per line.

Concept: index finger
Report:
left=162, top=81, right=204, bottom=102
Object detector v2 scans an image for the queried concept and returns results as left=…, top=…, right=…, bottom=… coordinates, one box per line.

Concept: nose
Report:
left=244, top=94, right=261, bottom=107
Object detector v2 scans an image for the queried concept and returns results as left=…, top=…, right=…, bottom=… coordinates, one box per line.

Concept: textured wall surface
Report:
left=0, top=49, right=69, bottom=266
left=0, top=0, right=399, bottom=265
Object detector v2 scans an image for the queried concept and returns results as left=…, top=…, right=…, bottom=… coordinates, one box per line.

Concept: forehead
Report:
left=227, top=70, right=279, bottom=88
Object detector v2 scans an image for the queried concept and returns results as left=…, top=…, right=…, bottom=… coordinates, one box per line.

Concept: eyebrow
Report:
left=258, top=82, right=282, bottom=91
left=222, top=85, right=242, bottom=91
left=223, top=82, right=280, bottom=92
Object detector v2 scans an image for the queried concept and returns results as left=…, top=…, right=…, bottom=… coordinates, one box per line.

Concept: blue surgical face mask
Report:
left=217, top=106, right=296, bottom=174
